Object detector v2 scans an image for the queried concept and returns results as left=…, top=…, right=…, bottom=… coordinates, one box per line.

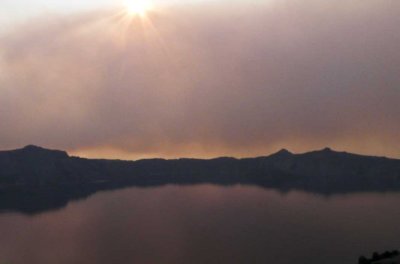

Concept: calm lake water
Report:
left=0, top=185, right=399, bottom=264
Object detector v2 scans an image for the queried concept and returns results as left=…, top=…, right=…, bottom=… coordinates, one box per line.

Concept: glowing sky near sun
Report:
left=0, top=0, right=399, bottom=160
left=0, top=0, right=231, bottom=22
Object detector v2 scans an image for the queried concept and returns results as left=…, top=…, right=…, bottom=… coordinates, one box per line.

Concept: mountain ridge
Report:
left=1, top=145, right=400, bottom=214
left=3, top=144, right=397, bottom=162
left=0, top=145, right=399, bottom=191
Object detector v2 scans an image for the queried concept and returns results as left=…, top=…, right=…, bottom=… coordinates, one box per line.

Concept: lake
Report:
left=0, top=185, right=399, bottom=264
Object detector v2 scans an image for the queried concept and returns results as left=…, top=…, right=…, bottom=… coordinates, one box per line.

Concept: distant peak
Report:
left=19, top=145, right=69, bottom=158
left=307, top=147, right=339, bottom=156
left=321, top=147, right=333, bottom=152
left=23, top=145, right=45, bottom=151
left=270, top=148, right=293, bottom=157
left=277, top=148, right=292, bottom=154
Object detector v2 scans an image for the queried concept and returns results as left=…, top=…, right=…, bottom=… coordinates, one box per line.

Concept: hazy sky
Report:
left=0, top=0, right=399, bottom=160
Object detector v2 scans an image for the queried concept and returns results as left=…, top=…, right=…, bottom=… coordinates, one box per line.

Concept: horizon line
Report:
left=1, top=144, right=397, bottom=162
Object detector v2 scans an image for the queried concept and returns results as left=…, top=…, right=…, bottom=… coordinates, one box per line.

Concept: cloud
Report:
left=0, top=0, right=399, bottom=159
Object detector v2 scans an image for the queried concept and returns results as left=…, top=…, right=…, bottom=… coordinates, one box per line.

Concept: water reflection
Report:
left=0, top=185, right=399, bottom=264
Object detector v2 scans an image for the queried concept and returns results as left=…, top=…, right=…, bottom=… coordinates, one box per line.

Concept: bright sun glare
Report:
left=125, top=0, right=153, bottom=16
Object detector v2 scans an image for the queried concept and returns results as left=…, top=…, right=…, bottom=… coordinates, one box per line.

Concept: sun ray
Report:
left=87, top=0, right=185, bottom=94
left=125, top=0, right=153, bottom=17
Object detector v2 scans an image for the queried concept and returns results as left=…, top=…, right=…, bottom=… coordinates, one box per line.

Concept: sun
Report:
left=125, top=1, right=153, bottom=16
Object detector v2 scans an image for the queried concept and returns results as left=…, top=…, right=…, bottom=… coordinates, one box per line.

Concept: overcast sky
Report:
left=0, top=0, right=399, bottom=160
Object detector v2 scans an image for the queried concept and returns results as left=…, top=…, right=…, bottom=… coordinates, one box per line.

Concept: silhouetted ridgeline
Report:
left=1, top=145, right=400, bottom=214
left=1, top=145, right=400, bottom=191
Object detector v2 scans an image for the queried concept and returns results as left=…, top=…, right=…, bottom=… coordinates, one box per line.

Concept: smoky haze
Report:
left=0, top=0, right=399, bottom=159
